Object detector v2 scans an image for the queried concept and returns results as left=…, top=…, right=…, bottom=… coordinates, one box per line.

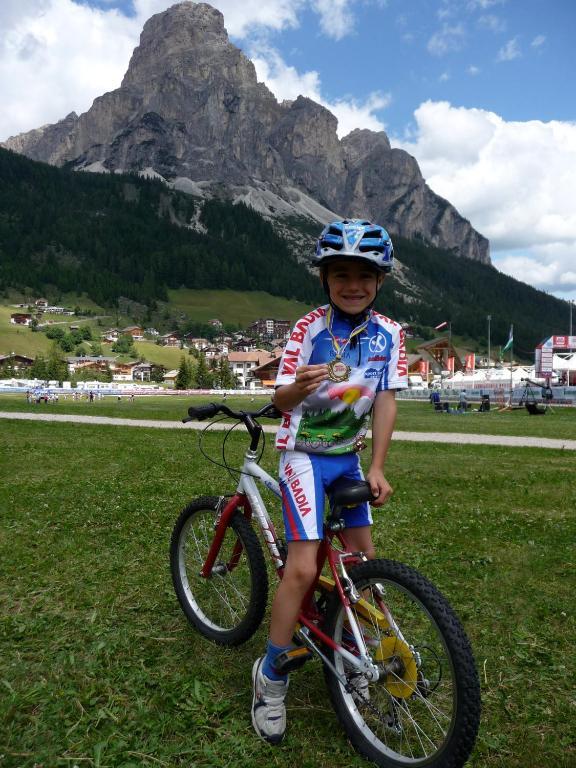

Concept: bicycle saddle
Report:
left=331, top=481, right=376, bottom=509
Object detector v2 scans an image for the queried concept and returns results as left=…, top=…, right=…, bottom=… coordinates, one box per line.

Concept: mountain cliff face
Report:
left=2, top=1, right=489, bottom=263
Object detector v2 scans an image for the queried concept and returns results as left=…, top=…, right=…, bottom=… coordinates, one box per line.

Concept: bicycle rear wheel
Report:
left=323, top=559, right=480, bottom=768
left=170, top=496, right=268, bottom=646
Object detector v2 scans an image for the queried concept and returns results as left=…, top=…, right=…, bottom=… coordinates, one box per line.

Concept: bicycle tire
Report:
left=170, top=496, right=268, bottom=646
left=323, top=559, right=480, bottom=768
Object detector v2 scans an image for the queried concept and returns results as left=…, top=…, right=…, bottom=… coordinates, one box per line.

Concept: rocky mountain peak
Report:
left=341, top=129, right=391, bottom=168
left=1, top=1, right=489, bottom=263
left=121, top=2, right=230, bottom=88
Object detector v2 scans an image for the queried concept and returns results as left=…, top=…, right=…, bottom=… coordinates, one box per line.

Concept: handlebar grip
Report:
left=186, top=403, right=221, bottom=421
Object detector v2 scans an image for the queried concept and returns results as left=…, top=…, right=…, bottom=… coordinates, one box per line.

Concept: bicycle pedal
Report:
left=274, top=647, right=313, bottom=674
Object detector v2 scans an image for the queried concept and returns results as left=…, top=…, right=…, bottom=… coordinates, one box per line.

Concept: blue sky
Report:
left=1, top=0, right=575, bottom=307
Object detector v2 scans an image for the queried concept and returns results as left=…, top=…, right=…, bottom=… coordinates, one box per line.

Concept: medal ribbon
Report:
left=326, top=305, right=371, bottom=360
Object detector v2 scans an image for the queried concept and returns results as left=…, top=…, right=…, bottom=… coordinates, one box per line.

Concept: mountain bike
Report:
left=170, top=401, right=481, bottom=768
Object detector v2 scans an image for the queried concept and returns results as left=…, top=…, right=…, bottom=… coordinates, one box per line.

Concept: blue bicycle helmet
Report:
left=310, top=219, right=394, bottom=273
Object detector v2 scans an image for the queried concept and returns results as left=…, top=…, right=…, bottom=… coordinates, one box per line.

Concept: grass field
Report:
left=1, top=394, right=575, bottom=441
left=1, top=418, right=574, bottom=767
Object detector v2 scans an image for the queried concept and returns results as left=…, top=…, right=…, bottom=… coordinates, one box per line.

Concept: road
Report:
left=1, top=411, right=575, bottom=450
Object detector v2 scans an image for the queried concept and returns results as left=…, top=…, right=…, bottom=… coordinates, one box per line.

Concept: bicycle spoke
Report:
left=177, top=508, right=258, bottom=633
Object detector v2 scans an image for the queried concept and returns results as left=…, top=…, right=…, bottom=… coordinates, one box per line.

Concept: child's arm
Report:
left=273, top=364, right=329, bottom=411
left=366, top=389, right=397, bottom=505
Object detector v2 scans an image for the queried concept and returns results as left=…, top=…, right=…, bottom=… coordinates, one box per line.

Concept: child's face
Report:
left=323, top=260, right=383, bottom=314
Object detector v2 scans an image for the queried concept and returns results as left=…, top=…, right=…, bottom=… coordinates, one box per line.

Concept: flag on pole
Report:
left=502, top=325, right=514, bottom=353
left=435, top=321, right=448, bottom=330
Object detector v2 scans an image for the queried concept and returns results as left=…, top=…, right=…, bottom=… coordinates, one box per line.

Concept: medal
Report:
left=327, top=357, right=351, bottom=382
left=325, top=306, right=371, bottom=382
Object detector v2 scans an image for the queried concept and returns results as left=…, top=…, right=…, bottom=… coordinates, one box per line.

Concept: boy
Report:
left=251, top=219, right=408, bottom=744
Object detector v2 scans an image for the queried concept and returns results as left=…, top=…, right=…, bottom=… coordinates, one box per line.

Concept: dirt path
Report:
left=2, top=411, right=575, bottom=450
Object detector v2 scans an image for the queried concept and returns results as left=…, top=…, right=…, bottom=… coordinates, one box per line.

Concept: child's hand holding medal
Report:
left=294, top=364, right=329, bottom=395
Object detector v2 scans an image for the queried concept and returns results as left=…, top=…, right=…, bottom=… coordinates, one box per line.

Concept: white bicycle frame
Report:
left=230, top=446, right=381, bottom=682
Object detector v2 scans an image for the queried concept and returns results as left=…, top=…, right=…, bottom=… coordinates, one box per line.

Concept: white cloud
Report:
left=0, top=0, right=137, bottom=140
left=392, top=101, right=576, bottom=298
left=311, top=0, right=356, bottom=39
left=467, top=0, right=507, bottom=9
left=439, top=71, right=450, bottom=82
left=250, top=44, right=390, bottom=137
left=477, top=14, right=505, bottom=33
left=467, top=65, right=480, bottom=75
left=531, top=34, right=546, bottom=49
left=427, top=23, right=466, bottom=56
left=497, top=36, right=521, bottom=62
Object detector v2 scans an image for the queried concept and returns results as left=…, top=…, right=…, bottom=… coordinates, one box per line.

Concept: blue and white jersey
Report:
left=275, top=304, right=407, bottom=454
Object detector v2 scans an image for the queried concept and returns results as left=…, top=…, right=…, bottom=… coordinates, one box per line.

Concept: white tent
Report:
left=443, top=366, right=535, bottom=389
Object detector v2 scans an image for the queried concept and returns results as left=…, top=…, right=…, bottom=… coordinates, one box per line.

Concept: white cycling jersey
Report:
left=275, top=304, right=408, bottom=454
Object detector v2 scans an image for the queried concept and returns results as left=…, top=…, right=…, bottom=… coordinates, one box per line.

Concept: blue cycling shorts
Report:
left=278, top=450, right=372, bottom=542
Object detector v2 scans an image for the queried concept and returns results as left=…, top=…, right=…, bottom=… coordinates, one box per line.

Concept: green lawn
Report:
left=1, top=394, right=575, bottom=441
left=1, top=419, right=574, bottom=767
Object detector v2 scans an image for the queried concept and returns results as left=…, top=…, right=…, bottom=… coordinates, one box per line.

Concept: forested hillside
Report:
left=0, top=148, right=321, bottom=308
left=0, top=147, right=568, bottom=357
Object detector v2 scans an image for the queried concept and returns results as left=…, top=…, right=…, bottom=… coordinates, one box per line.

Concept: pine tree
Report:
left=175, top=356, right=192, bottom=390
left=46, top=344, right=68, bottom=382
left=194, top=353, right=213, bottom=389
left=30, top=354, right=48, bottom=379
left=217, top=357, right=237, bottom=389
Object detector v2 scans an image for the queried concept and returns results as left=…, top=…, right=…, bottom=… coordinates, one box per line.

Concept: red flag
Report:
left=447, top=356, right=455, bottom=373
left=465, top=353, right=476, bottom=372
left=435, top=321, right=448, bottom=330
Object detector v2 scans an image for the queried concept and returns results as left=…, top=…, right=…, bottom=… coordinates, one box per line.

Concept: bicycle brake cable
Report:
left=197, top=413, right=267, bottom=483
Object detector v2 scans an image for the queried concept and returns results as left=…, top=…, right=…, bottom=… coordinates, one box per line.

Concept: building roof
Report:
left=228, top=350, right=276, bottom=365
left=0, top=353, right=34, bottom=363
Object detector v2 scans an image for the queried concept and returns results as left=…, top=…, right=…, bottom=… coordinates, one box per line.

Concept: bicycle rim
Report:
left=325, top=561, right=480, bottom=767
left=174, top=503, right=266, bottom=641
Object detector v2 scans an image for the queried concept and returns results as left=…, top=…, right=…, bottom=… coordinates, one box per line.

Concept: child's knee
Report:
left=284, top=558, right=318, bottom=590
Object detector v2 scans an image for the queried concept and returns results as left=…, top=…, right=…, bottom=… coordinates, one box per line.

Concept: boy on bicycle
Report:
left=252, top=219, right=408, bottom=744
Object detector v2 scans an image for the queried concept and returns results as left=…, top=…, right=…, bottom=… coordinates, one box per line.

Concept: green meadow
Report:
left=1, top=416, right=574, bottom=768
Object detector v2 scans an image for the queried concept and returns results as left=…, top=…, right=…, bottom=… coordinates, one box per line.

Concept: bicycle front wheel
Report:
left=170, top=496, right=268, bottom=646
left=323, top=559, right=480, bottom=768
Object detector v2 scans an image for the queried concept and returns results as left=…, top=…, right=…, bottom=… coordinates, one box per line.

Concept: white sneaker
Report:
left=251, top=657, right=289, bottom=745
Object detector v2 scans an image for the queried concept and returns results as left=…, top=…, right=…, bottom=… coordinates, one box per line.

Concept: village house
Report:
left=184, top=335, right=210, bottom=351
left=101, top=329, right=119, bottom=343
left=0, top=353, right=35, bottom=374
left=159, top=332, right=180, bottom=347
left=203, top=345, right=222, bottom=360
left=246, top=318, right=291, bottom=340
left=35, top=299, right=49, bottom=309
left=121, top=325, right=145, bottom=340
left=66, top=356, right=152, bottom=382
left=43, top=306, right=74, bottom=315
left=231, top=335, right=257, bottom=352
left=10, top=313, right=33, bottom=325
left=251, top=355, right=282, bottom=389
left=132, top=362, right=152, bottom=381
left=227, top=349, right=277, bottom=388
left=67, top=356, right=116, bottom=376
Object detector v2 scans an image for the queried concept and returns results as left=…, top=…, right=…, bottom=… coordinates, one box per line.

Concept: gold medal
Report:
left=325, top=306, right=370, bottom=383
left=327, top=358, right=351, bottom=382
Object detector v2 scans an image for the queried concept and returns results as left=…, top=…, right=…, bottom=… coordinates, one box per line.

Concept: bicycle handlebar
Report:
left=182, top=401, right=282, bottom=424
left=182, top=400, right=281, bottom=451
